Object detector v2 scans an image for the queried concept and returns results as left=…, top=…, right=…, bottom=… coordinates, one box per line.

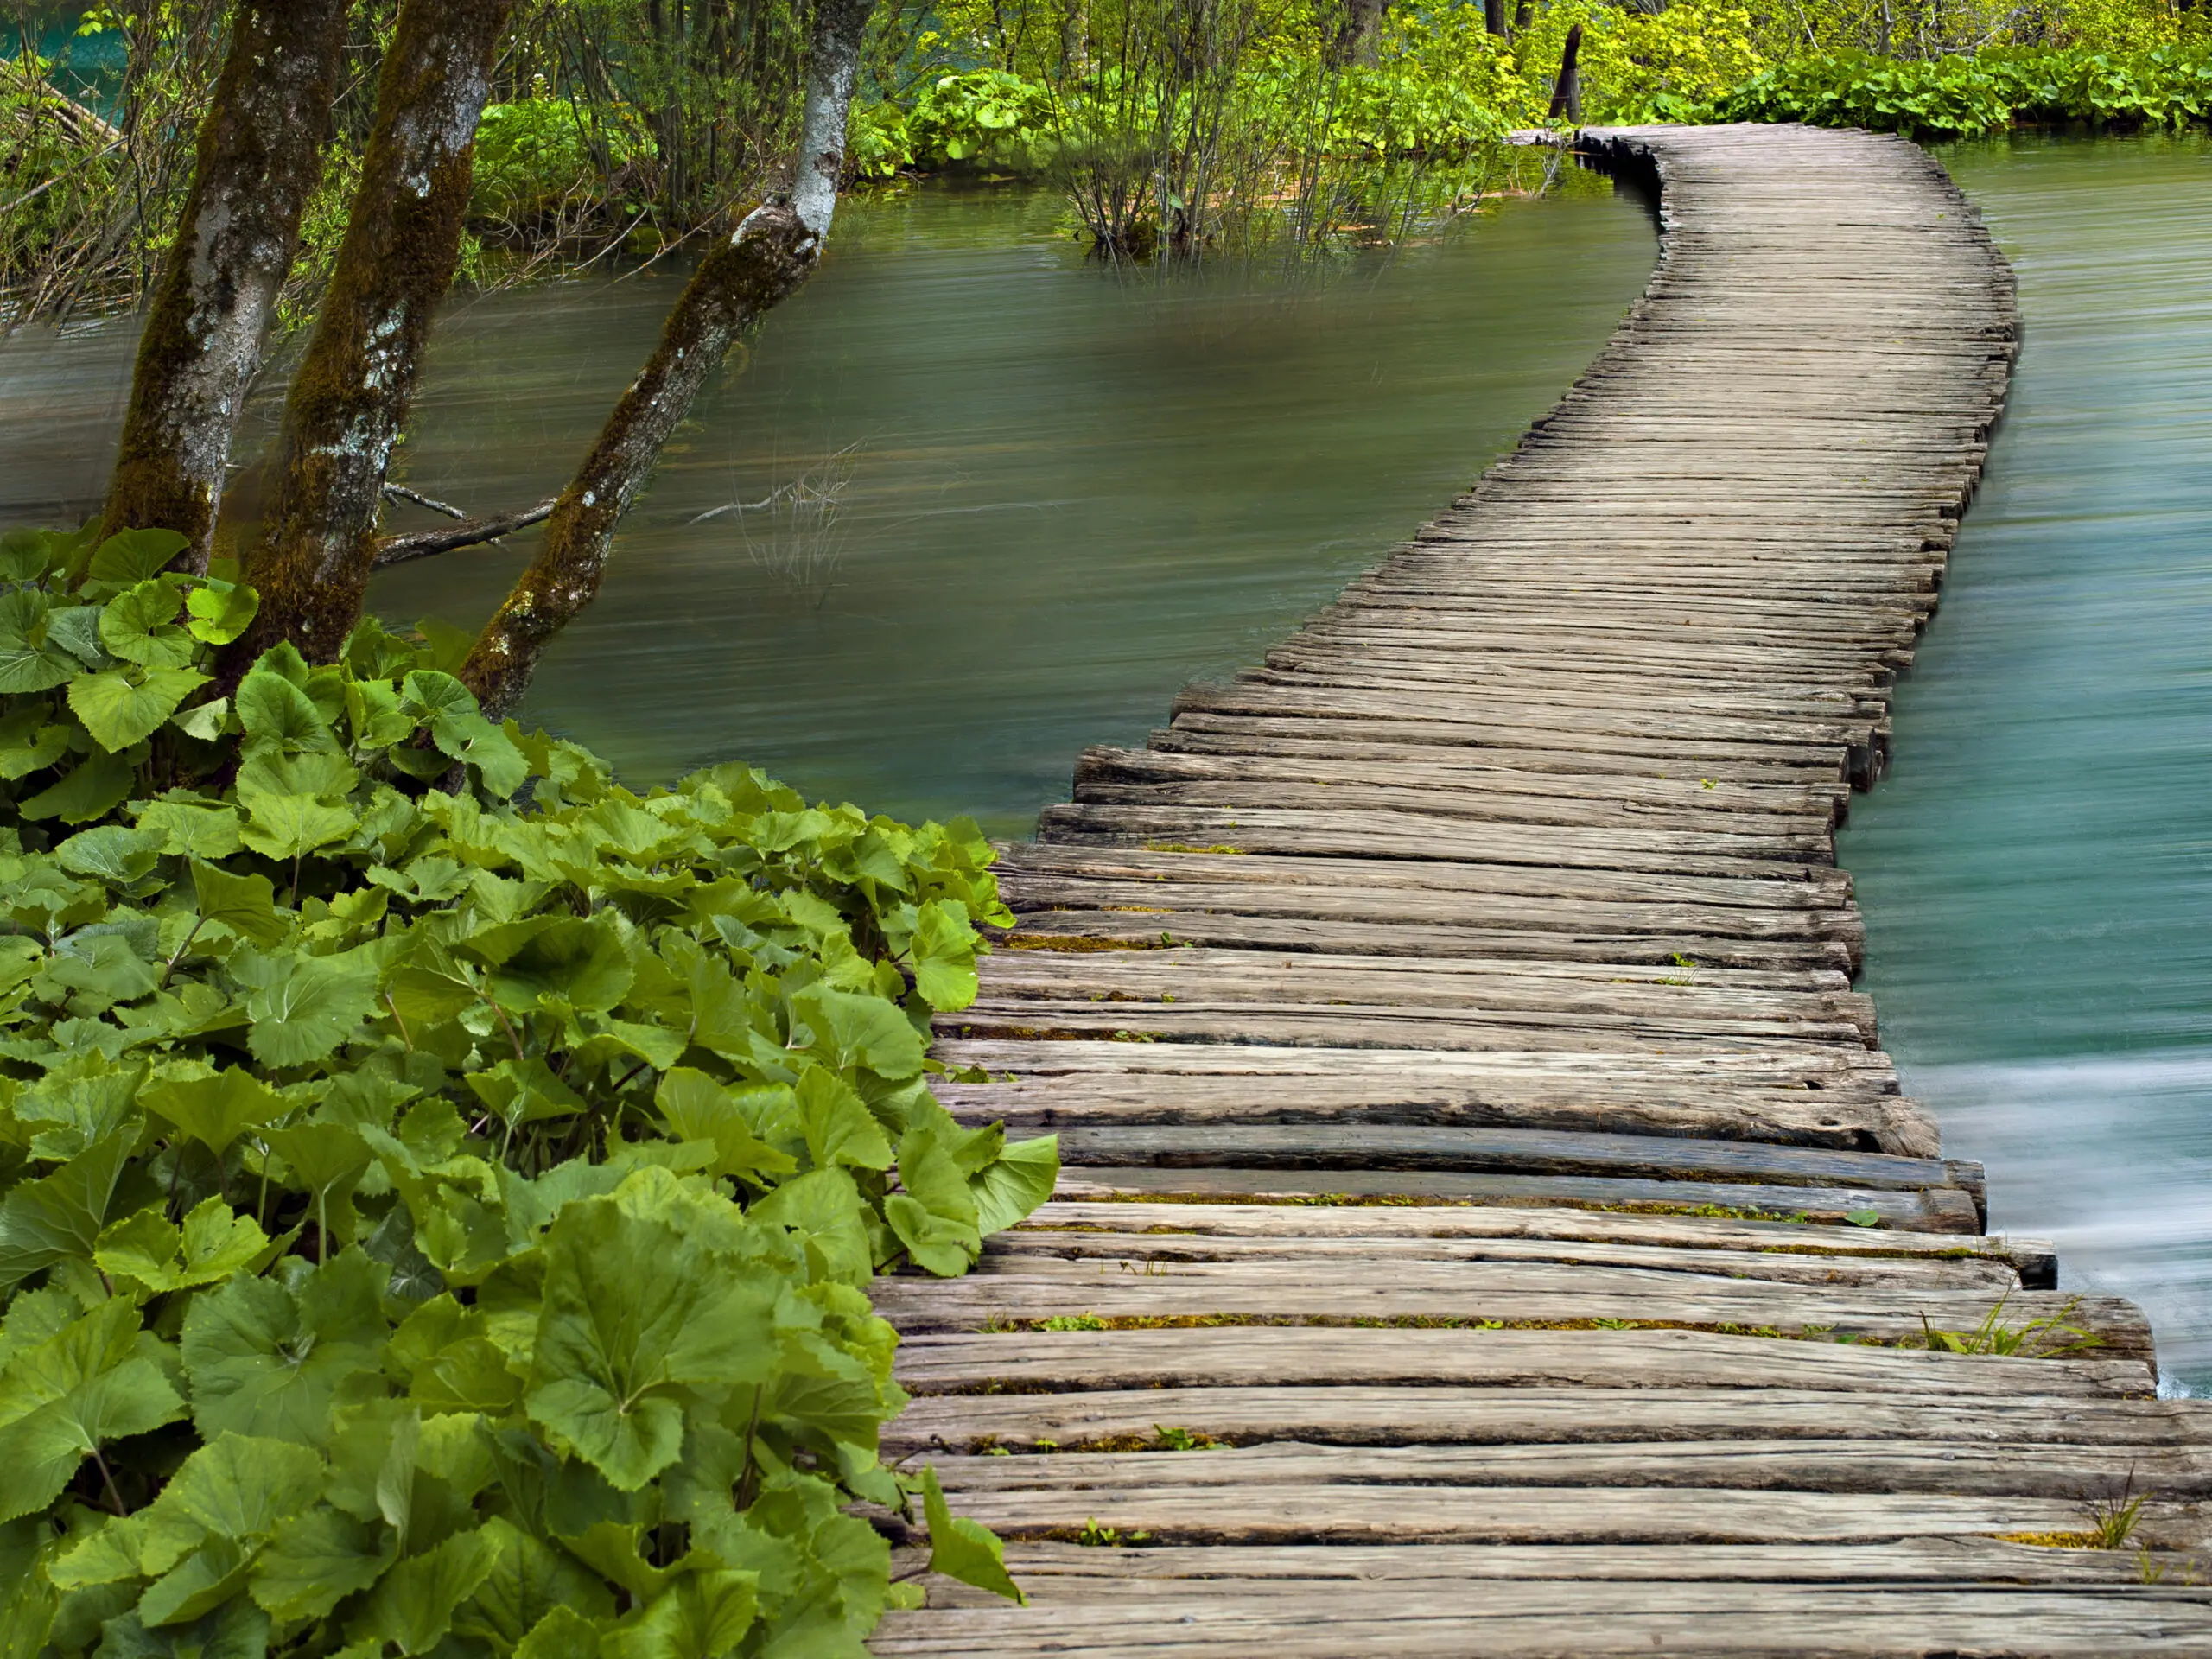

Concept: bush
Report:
left=906, top=69, right=1058, bottom=173
left=472, top=93, right=655, bottom=228
left=0, top=524, right=1049, bottom=1656
left=1713, top=43, right=2212, bottom=134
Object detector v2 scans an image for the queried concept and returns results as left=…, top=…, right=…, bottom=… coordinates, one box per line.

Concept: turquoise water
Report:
left=1840, top=133, right=2212, bottom=1390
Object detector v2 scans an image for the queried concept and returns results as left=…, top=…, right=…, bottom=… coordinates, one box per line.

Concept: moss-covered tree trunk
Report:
left=459, top=0, right=876, bottom=720
left=226, top=0, right=516, bottom=671
left=97, top=0, right=349, bottom=569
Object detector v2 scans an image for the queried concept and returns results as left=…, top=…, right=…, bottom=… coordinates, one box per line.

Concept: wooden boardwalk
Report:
left=869, top=125, right=2212, bottom=1655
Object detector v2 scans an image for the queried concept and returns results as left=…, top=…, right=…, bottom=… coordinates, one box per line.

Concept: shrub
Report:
left=0, top=524, right=1048, bottom=1655
left=471, top=92, right=656, bottom=228
left=1713, top=43, right=2212, bottom=134
left=906, top=69, right=1058, bottom=173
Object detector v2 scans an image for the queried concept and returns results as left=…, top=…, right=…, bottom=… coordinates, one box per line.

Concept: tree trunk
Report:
left=460, top=0, right=876, bottom=720
left=1483, top=0, right=1507, bottom=36
left=97, top=0, right=349, bottom=569
left=1548, top=23, right=1584, bottom=123
left=226, top=0, right=517, bottom=671
left=1325, top=0, right=1386, bottom=68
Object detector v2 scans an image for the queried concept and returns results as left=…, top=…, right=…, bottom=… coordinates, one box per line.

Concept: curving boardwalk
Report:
left=869, top=125, right=2212, bottom=1655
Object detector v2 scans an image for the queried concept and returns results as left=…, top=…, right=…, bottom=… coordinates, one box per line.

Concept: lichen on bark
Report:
left=226, top=0, right=517, bottom=671
left=97, top=0, right=349, bottom=570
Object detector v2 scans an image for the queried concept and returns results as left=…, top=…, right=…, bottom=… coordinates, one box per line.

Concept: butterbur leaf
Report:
left=237, top=791, right=356, bottom=862
left=0, top=1300, right=188, bottom=1523
left=919, top=1467, right=1023, bottom=1605
left=185, top=582, right=258, bottom=645
left=792, top=985, right=925, bottom=1081
left=347, top=1525, right=499, bottom=1655
left=56, top=823, right=166, bottom=886
left=140, top=1066, right=290, bottom=1155
left=94, top=1599, right=270, bottom=1659
left=250, top=1508, right=392, bottom=1622
left=99, top=579, right=194, bottom=669
left=97, top=1197, right=269, bottom=1293
left=515, top=1606, right=607, bottom=1659
left=908, top=898, right=981, bottom=1011
left=887, top=1122, right=981, bottom=1275
left=0, top=1126, right=135, bottom=1292
left=18, top=749, right=135, bottom=823
left=260, top=1122, right=372, bottom=1243
left=525, top=1177, right=782, bottom=1490
left=748, top=1168, right=873, bottom=1287
left=652, top=1070, right=797, bottom=1185
left=234, top=670, right=337, bottom=757
left=604, top=1568, right=760, bottom=1659
left=140, top=1536, right=253, bottom=1628
left=239, top=950, right=379, bottom=1067
left=486, top=917, right=633, bottom=1015
left=69, top=666, right=208, bottom=753
left=137, top=799, right=243, bottom=859
left=179, top=1249, right=390, bottom=1446
left=190, top=861, right=289, bottom=947
left=0, top=588, right=77, bottom=694
left=86, top=529, right=189, bottom=588
left=970, top=1134, right=1059, bottom=1237
left=457, top=1517, right=615, bottom=1649
left=796, top=1068, right=893, bottom=1173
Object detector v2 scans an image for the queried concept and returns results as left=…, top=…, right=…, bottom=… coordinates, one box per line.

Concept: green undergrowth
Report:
left=1713, top=43, right=2212, bottom=135
left=0, top=524, right=1053, bottom=1656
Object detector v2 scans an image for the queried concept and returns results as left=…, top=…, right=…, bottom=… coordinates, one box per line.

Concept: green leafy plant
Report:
left=1920, top=1294, right=2102, bottom=1357
left=1713, top=44, right=2212, bottom=136
left=0, top=522, right=1056, bottom=1655
left=906, top=69, right=1058, bottom=172
left=2086, top=1473, right=2150, bottom=1550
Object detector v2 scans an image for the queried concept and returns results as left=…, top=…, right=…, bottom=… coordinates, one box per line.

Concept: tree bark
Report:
left=97, top=0, right=349, bottom=569
left=1484, top=0, right=1508, bottom=35
left=460, top=0, right=876, bottom=720
left=1325, top=0, right=1386, bottom=68
left=1548, top=23, right=1585, bottom=123
left=227, top=0, right=517, bottom=671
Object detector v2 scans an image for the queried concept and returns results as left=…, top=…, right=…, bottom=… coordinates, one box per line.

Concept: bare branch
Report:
left=382, top=481, right=469, bottom=519
left=373, top=499, right=556, bottom=566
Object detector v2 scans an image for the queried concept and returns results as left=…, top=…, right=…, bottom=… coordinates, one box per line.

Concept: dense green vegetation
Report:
left=8, top=0, right=2207, bottom=319
left=0, top=522, right=1047, bottom=1655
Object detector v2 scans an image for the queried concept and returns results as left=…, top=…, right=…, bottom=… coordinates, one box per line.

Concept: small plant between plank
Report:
left=1920, top=1294, right=2101, bottom=1357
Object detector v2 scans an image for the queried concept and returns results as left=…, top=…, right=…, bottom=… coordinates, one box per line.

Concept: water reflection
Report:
left=1840, top=133, right=2212, bottom=1390
left=0, top=179, right=1656, bottom=830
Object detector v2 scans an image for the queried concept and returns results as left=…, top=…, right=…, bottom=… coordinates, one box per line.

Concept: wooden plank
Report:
left=1048, top=1168, right=1981, bottom=1233
left=892, top=1327, right=2149, bottom=1398
left=937, top=1072, right=1944, bottom=1157
left=874, top=1268, right=2151, bottom=1360
left=887, top=1384, right=2211, bottom=1457
left=869, top=125, right=2202, bottom=1655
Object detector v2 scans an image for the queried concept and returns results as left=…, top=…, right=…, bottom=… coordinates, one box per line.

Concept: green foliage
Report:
left=0, top=522, right=1051, bottom=1654
left=906, top=70, right=1058, bottom=171
left=1919, top=1294, right=2101, bottom=1357
left=1714, top=43, right=2212, bottom=134
left=473, top=94, right=656, bottom=230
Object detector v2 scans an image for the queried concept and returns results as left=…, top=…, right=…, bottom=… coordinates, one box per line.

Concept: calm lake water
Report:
left=1840, top=133, right=2212, bottom=1391
left=0, top=177, right=1656, bottom=830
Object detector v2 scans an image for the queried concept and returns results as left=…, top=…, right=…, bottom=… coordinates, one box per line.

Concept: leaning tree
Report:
left=99, top=0, right=878, bottom=719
